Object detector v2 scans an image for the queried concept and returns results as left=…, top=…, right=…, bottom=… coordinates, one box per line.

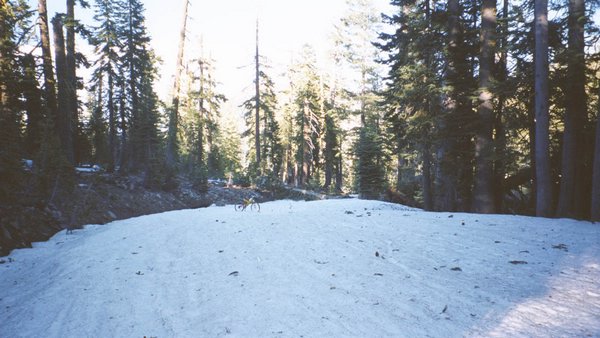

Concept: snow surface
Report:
left=1, top=199, right=599, bottom=337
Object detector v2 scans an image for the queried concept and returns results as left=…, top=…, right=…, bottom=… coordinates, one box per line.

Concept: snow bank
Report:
left=1, top=199, right=598, bottom=337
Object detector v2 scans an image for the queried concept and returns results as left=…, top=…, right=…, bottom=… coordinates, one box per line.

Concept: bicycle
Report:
left=234, top=197, right=260, bottom=212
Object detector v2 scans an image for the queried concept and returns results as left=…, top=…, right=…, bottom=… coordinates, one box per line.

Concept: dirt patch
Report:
left=1, top=172, right=318, bottom=257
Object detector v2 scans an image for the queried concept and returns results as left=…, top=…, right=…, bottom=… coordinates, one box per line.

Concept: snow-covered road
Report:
left=1, top=199, right=599, bottom=337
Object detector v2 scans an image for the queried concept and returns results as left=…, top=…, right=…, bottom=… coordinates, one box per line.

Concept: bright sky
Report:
left=38, top=0, right=392, bottom=114
left=147, top=0, right=394, bottom=110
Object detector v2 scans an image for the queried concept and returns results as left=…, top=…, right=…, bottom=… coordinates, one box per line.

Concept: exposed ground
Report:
left=0, top=172, right=317, bottom=256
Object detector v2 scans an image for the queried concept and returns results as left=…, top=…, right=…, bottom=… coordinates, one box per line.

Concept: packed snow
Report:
left=1, top=199, right=599, bottom=337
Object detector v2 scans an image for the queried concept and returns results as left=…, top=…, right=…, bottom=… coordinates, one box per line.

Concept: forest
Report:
left=1, top=0, right=600, bottom=223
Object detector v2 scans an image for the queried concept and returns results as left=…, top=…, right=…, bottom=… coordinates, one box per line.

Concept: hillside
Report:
left=0, top=172, right=293, bottom=257
left=1, top=199, right=598, bottom=337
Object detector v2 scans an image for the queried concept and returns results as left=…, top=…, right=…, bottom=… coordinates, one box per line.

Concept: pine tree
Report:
left=261, top=72, right=283, bottom=183
left=242, top=68, right=282, bottom=183
left=87, top=74, right=109, bottom=163
left=376, top=0, right=443, bottom=210
left=557, top=0, right=587, bottom=218
left=435, top=0, right=477, bottom=212
left=287, top=46, right=323, bottom=187
left=165, top=0, right=189, bottom=168
left=90, top=0, right=121, bottom=171
left=115, top=0, right=160, bottom=175
left=336, top=0, right=385, bottom=198
left=0, top=0, right=24, bottom=202
left=182, top=55, right=226, bottom=187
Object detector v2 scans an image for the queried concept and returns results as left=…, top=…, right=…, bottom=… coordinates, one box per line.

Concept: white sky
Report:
left=38, top=0, right=392, bottom=114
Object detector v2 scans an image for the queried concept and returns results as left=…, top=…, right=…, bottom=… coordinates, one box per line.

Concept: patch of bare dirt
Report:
left=1, top=172, right=311, bottom=257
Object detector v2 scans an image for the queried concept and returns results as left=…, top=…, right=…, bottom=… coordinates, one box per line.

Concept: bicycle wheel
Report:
left=251, top=202, right=260, bottom=212
left=234, top=204, right=243, bottom=211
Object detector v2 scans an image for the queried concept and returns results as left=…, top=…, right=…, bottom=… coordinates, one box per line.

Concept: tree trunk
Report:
left=118, top=78, right=127, bottom=171
left=422, top=133, right=433, bottom=211
left=534, top=0, right=552, bottom=217
left=494, top=0, right=509, bottom=212
left=107, top=71, right=116, bottom=172
left=52, top=14, right=74, bottom=164
left=335, top=134, right=343, bottom=192
left=92, top=73, right=105, bottom=164
left=255, top=19, right=261, bottom=173
left=166, top=0, right=189, bottom=167
left=38, top=0, right=58, bottom=126
left=436, top=0, right=462, bottom=212
left=66, top=0, right=78, bottom=163
left=557, top=0, right=586, bottom=219
left=198, top=59, right=205, bottom=171
left=22, top=54, right=43, bottom=156
left=592, top=109, right=600, bottom=221
left=323, top=114, right=334, bottom=190
left=473, top=0, right=496, bottom=214
left=206, top=74, right=215, bottom=175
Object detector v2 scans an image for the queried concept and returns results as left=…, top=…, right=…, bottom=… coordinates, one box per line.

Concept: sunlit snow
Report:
left=1, top=199, right=599, bottom=337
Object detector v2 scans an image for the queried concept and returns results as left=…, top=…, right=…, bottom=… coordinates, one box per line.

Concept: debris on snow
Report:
left=509, top=260, right=528, bottom=265
left=552, top=243, right=569, bottom=252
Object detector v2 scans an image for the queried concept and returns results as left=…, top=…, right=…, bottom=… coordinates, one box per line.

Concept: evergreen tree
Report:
left=376, top=0, right=444, bottom=210
left=117, top=0, right=161, bottom=176
left=435, top=0, right=477, bottom=212
left=179, top=52, right=227, bottom=189
left=556, top=0, right=587, bottom=218
left=288, top=46, right=323, bottom=187
left=89, top=0, right=121, bottom=171
left=336, top=0, right=385, bottom=197
left=165, top=0, right=189, bottom=168
left=242, top=68, right=282, bottom=183
left=0, top=0, right=23, bottom=202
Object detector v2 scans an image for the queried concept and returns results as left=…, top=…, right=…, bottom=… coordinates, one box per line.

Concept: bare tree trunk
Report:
left=52, top=14, right=74, bottom=164
left=323, top=114, right=333, bottom=190
left=198, top=58, right=205, bottom=171
left=206, top=73, right=215, bottom=175
left=38, top=0, right=58, bottom=125
left=66, top=0, right=78, bottom=162
left=118, top=78, right=127, bottom=171
left=534, top=0, right=552, bottom=217
left=494, top=0, right=509, bottom=212
left=166, top=0, right=189, bottom=167
left=422, top=0, right=433, bottom=212
left=335, top=134, right=343, bottom=192
left=22, top=54, right=43, bottom=156
left=299, top=99, right=310, bottom=186
left=422, top=133, right=433, bottom=211
left=473, top=0, right=497, bottom=214
left=592, top=108, right=600, bottom=221
left=557, top=0, right=586, bottom=219
left=436, top=0, right=462, bottom=212
left=107, top=71, right=116, bottom=171
left=255, top=19, right=261, bottom=173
